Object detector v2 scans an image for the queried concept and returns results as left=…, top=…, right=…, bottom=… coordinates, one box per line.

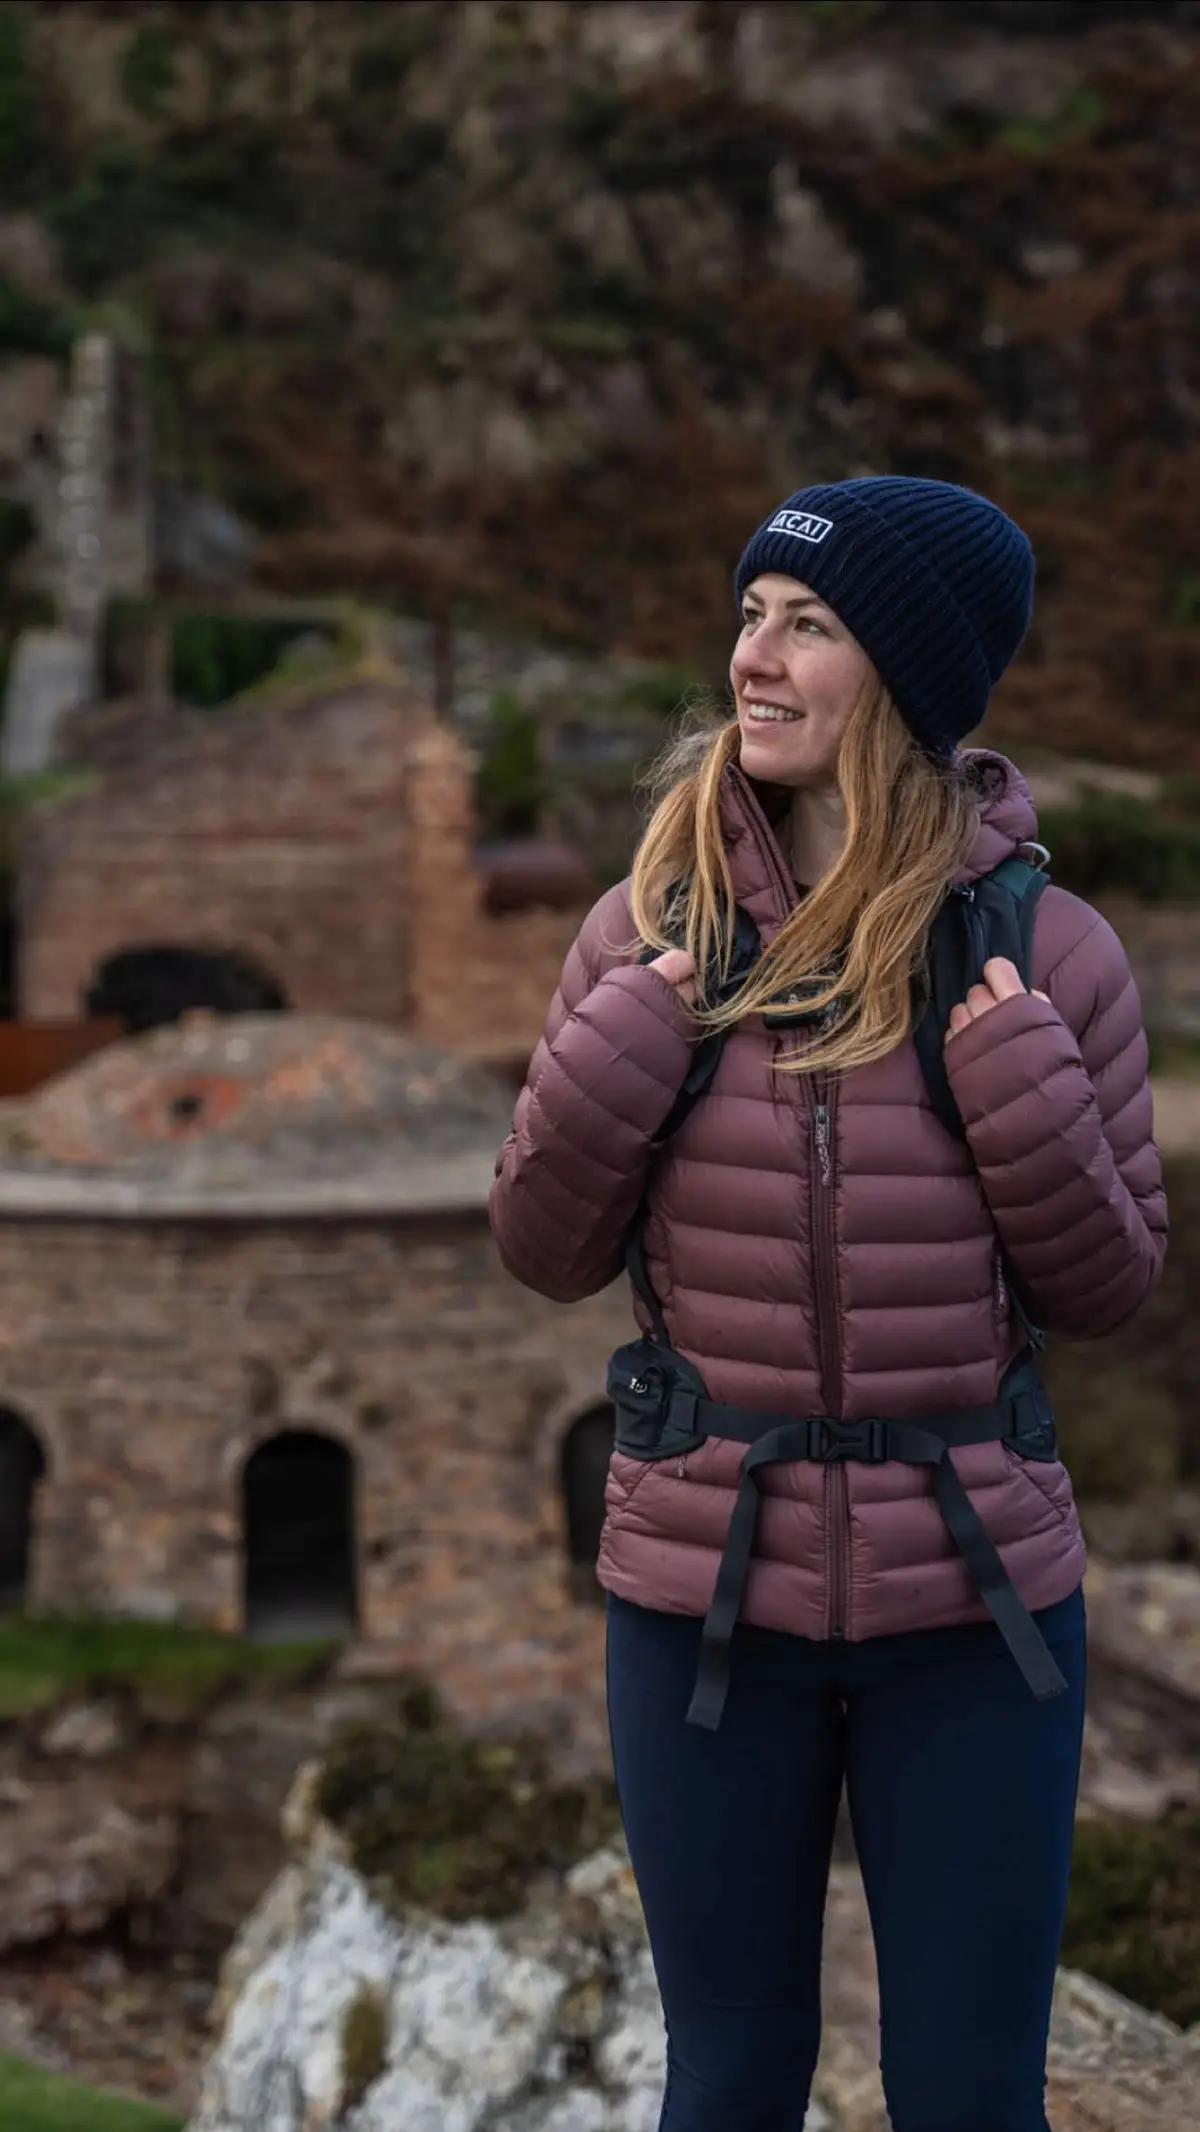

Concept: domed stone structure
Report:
left=0, top=1016, right=626, bottom=1766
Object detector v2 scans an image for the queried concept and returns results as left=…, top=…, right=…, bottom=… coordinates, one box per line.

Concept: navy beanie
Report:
left=733, top=477, right=1035, bottom=759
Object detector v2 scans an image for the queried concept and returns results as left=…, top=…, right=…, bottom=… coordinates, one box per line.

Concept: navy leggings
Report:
left=606, top=1586, right=1086, bottom=2132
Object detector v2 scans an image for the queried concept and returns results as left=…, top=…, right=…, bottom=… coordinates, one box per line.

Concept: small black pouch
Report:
left=607, top=1337, right=709, bottom=1462
left=1004, top=1372, right=1059, bottom=1463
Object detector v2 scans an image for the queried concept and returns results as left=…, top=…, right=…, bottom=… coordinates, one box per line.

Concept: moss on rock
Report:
left=315, top=1676, right=619, bottom=1923
left=1064, top=1807, right=1200, bottom=2028
left=339, top=1982, right=389, bottom=2114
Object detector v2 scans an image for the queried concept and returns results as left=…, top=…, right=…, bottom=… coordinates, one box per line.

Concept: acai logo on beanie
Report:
left=733, top=476, right=1035, bottom=759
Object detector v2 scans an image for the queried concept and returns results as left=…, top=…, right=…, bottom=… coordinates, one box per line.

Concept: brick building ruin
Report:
left=13, top=658, right=594, bottom=1072
left=0, top=1014, right=628, bottom=1762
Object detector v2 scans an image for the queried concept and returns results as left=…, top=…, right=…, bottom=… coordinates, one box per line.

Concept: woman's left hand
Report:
left=944, top=957, right=1051, bottom=1044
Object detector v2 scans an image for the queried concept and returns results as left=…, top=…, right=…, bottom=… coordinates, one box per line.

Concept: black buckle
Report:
left=806, top=1418, right=890, bottom=1463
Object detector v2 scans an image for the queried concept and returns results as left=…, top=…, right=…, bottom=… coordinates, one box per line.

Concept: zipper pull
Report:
left=995, top=1245, right=1008, bottom=1318
left=813, top=1103, right=832, bottom=1185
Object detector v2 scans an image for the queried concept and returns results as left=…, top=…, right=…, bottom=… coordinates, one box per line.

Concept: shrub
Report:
left=0, top=498, right=35, bottom=576
left=316, top=1676, right=618, bottom=1923
left=170, top=611, right=336, bottom=708
left=1039, top=789, right=1200, bottom=904
left=120, top=22, right=178, bottom=121
left=51, top=124, right=295, bottom=290
left=475, top=688, right=550, bottom=837
left=1064, top=1808, right=1200, bottom=2026
left=50, top=145, right=179, bottom=291
left=0, top=274, right=73, bottom=358
left=0, top=7, right=38, bottom=186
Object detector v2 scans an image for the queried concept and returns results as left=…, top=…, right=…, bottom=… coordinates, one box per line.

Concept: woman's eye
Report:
left=796, top=618, right=826, bottom=636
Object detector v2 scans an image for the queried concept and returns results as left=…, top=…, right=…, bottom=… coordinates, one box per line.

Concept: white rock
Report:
left=189, top=1798, right=672, bottom=2132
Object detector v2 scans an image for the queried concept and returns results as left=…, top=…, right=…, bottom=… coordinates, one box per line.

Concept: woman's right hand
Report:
left=647, top=947, right=699, bottom=1009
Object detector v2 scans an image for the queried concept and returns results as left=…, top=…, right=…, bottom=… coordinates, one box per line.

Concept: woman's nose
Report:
left=731, top=629, right=784, bottom=683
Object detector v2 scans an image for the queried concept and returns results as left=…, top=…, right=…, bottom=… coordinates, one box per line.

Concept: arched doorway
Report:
left=241, top=1430, right=357, bottom=1641
left=0, top=1408, right=46, bottom=1611
left=83, top=945, right=288, bottom=1035
left=561, top=1404, right=615, bottom=1606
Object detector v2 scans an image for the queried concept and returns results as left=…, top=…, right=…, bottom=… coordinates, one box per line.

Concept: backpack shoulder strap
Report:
left=914, top=852, right=1052, bottom=1352
left=914, top=853, right=1051, bottom=1144
left=983, top=854, right=1051, bottom=987
left=639, top=892, right=761, bottom=1141
left=629, top=890, right=760, bottom=1332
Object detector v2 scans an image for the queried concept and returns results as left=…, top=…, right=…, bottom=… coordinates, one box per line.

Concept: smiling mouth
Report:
left=743, top=700, right=805, bottom=724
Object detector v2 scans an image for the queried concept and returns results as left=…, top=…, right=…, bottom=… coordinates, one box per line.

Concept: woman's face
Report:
left=730, top=573, right=872, bottom=789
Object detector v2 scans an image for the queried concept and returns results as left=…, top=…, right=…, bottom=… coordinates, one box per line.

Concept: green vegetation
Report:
left=619, top=662, right=707, bottom=720
left=0, top=1612, right=338, bottom=1719
left=996, top=85, right=1107, bottom=158
left=0, top=6, right=38, bottom=187
left=0, top=2052, right=181, bottom=2132
left=1064, top=1808, right=1200, bottom=2027
left=316, top=1676, right=619, bottom=1923
left=1039, top=787, right=1200, bottom=903
left=0, top=496, right=35, bottom=575
left=0, top=274, right=74, bottom=358
left=475, top=688, right=551, bottom=837
left=170, top=610, right=339, bottom=708
left=1046, top=1153, right=1200, bottom=1498
left=50, top=123, right=296, bottom=290
left=1146, top=1031, right=1200, bottom=1078
left=120, top=21, right=179, bottom=121
left=339, top=1984, right=390, bottom=2111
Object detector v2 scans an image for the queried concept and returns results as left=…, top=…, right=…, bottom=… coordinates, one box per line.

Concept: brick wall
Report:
left=1, top=1210, right=630, bottom=1766
left=16, top=681, right=590, bottom=1073
left=18, top=680, right=417, bottom=1023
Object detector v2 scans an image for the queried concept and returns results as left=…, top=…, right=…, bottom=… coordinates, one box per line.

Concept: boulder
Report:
left=188, top=1755, right=1200, bottom=2132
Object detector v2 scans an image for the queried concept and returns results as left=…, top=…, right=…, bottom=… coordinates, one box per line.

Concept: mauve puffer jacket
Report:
left=489, top=751, right=1168, bottom=1644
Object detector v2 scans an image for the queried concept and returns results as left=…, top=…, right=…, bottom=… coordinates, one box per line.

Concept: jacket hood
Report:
left=956, top=748, right=1040, bottom=883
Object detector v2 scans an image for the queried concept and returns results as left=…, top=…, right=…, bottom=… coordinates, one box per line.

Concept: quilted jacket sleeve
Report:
left=942, top=889, right=1167, bottom=1338
left=489, top=883, right=697, bottom=1303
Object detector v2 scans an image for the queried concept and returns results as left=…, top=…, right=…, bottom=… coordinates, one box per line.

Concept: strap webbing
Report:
left=624, top=1231, right=670, bottom=1346
left=681, top=1386, right=1068, bottom=1732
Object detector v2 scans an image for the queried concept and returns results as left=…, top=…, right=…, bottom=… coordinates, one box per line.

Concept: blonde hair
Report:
left=628, top=674, right=980, bottom=1078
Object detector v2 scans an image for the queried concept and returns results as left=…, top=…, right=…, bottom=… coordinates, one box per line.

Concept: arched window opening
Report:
left=83, top=945, right=288, bottom=1035
left=561, top=1404, right=615, bottom=1607
left=0, top=1408, right=47, bottom=1611
left=242, top=1429, right=357, bottom=1642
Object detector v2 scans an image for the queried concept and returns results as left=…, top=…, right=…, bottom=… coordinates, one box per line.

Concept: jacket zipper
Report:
left=812, top=1077, right=847, bottom=1637
left=726, top=768, right=849, bottom=1639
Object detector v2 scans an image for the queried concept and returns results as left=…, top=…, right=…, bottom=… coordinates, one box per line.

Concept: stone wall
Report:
left=2, top=1208, right=628, bottom=1763
left=17, top=679, right=416, bottom=1024
left=15, top=680, right=588, bottom=1069
left=404, top=722, right=582, bottom=1065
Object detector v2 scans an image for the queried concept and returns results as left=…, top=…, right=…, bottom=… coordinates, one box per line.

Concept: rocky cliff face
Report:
left=2, top=2, right=1199, bottom=762
left=189, top=1758, right=1200, bottom=2132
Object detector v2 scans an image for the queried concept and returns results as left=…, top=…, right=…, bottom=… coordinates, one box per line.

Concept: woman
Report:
left=489, top=477, right=1167, bottom=2132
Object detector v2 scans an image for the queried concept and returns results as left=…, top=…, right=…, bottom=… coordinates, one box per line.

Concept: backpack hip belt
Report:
left=608, top=1241, right=1067, bottom=1732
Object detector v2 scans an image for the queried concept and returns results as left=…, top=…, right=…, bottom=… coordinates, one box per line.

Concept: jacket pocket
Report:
left=605, top=1450, right=658, bottom=1527
left=1001, top=1443, right=1075, bottom=1529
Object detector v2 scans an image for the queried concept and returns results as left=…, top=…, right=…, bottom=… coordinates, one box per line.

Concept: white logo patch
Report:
left=767, top=509, right=833, bottom=545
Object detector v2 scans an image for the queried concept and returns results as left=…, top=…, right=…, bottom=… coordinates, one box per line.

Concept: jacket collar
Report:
left=714, top=746, right=1040, bottom=934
